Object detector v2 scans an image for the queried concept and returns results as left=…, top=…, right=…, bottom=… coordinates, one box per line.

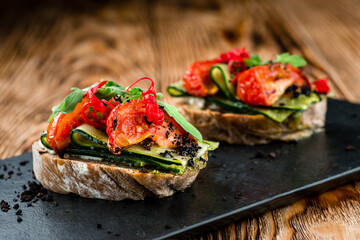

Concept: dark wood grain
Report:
left=1, top=0, right=360, bottom=238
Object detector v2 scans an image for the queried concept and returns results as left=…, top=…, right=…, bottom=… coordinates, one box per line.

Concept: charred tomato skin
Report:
left=235, top=63, right=309, bottom=106
left=106, top=99, right=190, bottom=154
left=183, top=59, right=219, bottom=97
left=47, top=96, right=90, bottom=154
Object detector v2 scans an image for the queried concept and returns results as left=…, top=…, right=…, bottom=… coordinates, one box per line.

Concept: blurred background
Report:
left=1, top=0, right=360, bottom=238
left=2, top=0, right=360, bottom=158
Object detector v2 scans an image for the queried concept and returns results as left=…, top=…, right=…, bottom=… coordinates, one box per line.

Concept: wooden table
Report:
left=1, top=0, right=360, bottom=238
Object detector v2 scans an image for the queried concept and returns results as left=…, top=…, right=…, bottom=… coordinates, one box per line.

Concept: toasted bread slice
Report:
left=174, top=98, right=327, bottom=145
left=32, top=141, right=206, bottom=201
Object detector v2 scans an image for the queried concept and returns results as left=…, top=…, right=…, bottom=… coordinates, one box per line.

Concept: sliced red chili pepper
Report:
left=219, top=47, right=250, bottom=74
left=80, top=81, right=116, bottom=130
left=126, top=77, right=164, bottom=125
left=312, top=78, right=330, bottom=94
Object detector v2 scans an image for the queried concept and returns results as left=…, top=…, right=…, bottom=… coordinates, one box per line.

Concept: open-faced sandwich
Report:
left=33, top=77, right=218, bottom=201
left=167, top=48, right=330, bottom=145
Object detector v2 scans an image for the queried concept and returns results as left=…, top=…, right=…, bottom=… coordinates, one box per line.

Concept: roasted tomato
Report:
left=183, top=59, right=219, bottom=97
left=107, top=99, right=189, bottom=153
left=47, top=96, right=89, bottom=154
left=235, top=63, right=309, bottom=106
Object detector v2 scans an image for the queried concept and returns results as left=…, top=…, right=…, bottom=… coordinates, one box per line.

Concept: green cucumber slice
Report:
left=70, top=124, right=214, bottom=168
left=71, top=124, right=108, bottom=149
left=207, top=97, right=255, bottom=115
left=253, top=107, right=294, bottom=123
left=209, top=63, right=235, bottom=100
left=272, top=93, right=320, bottom=111
left=167, top=82, right=190, bottom=97
left=202, top=140, right=219, bottom=151
left=40, top=132, right=52, bottom=149
left=207, top=97, right=294, bottom=123
left=68, top=147, right=183, bottom=173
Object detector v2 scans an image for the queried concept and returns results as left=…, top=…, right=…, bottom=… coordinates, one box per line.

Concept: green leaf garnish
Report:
left=244, top=54, right=262, bottom=67
left=157, top=101, right=203, bottom=142
left=48, top=80, right=165, bottom=122
left=275, top=53, right=307, bottom=67
left=48, top=88, right=85, bottom=122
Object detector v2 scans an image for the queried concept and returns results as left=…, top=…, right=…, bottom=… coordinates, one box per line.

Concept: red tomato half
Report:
left=106, top=99, right=190, bottom=153
left=235, top=63, right=309, bottom=106
left=47, top=96, right=89, bottom=154
left=183, top=60, right=219, bottom=97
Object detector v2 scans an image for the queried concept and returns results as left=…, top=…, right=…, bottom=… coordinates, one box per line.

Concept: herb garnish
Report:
left=48, top=80, right=203, bottom=142
left=244, top=53, right=307, bottom=68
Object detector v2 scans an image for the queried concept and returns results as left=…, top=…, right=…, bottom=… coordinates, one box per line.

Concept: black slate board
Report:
left=1, top=99, right=360, bottom=240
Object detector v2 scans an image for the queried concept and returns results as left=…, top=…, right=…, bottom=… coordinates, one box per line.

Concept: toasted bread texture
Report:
left=175, top=97, right=327, bottom=145
left=32, top=141, right=205, bottom=201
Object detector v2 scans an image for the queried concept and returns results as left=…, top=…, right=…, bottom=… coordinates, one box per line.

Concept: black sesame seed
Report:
left=187, top=159, right=195, bottom=167
left=113, top=117, right=118, bottom=130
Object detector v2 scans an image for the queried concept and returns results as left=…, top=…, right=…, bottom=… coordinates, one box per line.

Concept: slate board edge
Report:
left=157, top=166, right=360, bottom=240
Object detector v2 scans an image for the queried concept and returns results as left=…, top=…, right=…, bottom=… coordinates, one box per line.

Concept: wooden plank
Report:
left=0, top=0, right=359, bottom=239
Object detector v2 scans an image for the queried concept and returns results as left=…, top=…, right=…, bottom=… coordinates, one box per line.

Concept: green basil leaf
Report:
left=157, top=101, right=203, bottom=141
left=244, top=54, right=262, bottom=67
left=104, top=81, right=125, bottom=89
left=48, top=88, right=85, bottom=122
left=275, top=53, right=307, bottom=67
left=48, top=81, right=164, bottom=122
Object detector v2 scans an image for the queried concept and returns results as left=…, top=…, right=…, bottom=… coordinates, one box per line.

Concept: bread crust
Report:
left=176, top=98, right=327, bottom=145
left=32, top=141, right=205, bottom=201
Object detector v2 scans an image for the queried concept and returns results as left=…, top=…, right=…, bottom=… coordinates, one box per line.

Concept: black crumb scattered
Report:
left=254, top=150, right=265, bottom=159
left=15, top=209, right=22, bottom=215
left=17, top=217, right=22, bottom=223
left=97, top=223, right=102, bottom=229
left=13, top=204, right=19, bottom=210
left=8, top=170, right=14, bottom=175
left=346, top=145, right=355, bottom=151
left=45, top=213, right=48, bottom=216
left=0, top=174, right=3, bottom=179
left=22, top=184, right=26, bottom=190
left=27, top=203, right=33, bottom=207
left=107, top=230, right=112, bottom=234
left=64, top=210, right=70, bottom=213
left=225, top=175, right=229, bottom=179
left=165, top=131, right=170, bottom=139
left=165, top=224, right=171, bottom=229
left=19, top=161, right=29, bottom=166
left=1, top=200, right=10, bottom=212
